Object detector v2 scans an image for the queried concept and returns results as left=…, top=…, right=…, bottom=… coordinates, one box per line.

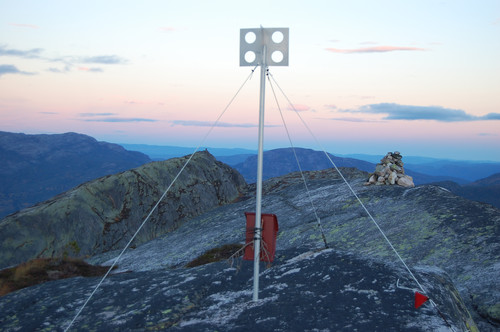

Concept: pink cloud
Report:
left=9, top=23, right=39, bottom=29
left=325, top=46, right=426, bottom=54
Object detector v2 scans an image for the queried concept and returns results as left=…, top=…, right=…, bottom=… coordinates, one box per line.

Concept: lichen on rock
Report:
left=0, top=151, right=247, bottom=269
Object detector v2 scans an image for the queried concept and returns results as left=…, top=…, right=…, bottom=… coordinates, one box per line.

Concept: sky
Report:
left=1, top=0, right=499, bottom=161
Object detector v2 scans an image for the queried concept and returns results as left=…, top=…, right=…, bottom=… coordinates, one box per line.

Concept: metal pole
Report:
left=253, top=33, right=267, bottom=302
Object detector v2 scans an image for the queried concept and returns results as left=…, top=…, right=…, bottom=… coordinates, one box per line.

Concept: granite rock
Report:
left=0, top=151, right=247, bottom=269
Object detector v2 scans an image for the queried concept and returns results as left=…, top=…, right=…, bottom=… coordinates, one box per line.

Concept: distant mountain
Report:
left=233, top=147, right=470, bottom=185
left=120, top=143, right=256, bottom=161
left=471, top=172, right=500, bottom=186
left=215, top=153, right=255, bottom=166
left=0, top=131, right=151, bottom=218
left=431, top=173, right=500, bottom=209
left=233, top=147, right=375, bottom=183
left=404, top=161, right=500, bottom=182
left=120, top=144, right=500, bottom=183
left=342, top=153, right=500, bottom=182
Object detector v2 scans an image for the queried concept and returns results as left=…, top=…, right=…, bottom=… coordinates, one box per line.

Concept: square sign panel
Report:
left=240, top=27, right=289, bottom=66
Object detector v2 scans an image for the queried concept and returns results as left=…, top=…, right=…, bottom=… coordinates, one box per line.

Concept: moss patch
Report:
left=478, top=302, right=500, bottom=324
left=0, top=257, right=112, bottom=296
left=185, top=243, right=244, bottom=268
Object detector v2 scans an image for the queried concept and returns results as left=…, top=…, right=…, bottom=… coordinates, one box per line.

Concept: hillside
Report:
left=1, top=159, right=498, bottom=330
left=404, top=161, right=500, bottom=182
left=0, top=131, right=151, bottom=218
left=233, top=147, right=375, bottom=183
left=431, top=173, right=500, bottom=209
left=472, top=172, right=500, bottom=186
left=0, top=151, right=246, bottom=268
left=88, top=168, right=498, bottom=330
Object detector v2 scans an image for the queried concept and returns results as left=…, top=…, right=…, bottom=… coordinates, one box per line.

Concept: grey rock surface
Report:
left=1, top=163, right=498, bottom=330
left=92, top=168, right=499, bottom=330
left=0, top=151, right=246, bottom=269
left=0, top=248, right=476, bottom=331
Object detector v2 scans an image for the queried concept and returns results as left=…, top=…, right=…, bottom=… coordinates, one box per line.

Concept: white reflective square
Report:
left=240, top=28, right=289, bottom=66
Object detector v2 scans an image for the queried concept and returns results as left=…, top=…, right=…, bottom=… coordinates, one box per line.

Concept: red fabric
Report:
left=244, top=212, right=279, bottom=262
left=415, top=291, right=429, bottom=309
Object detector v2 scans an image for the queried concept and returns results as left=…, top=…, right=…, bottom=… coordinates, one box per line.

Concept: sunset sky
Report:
left=1, top=1, right=499, bottom=161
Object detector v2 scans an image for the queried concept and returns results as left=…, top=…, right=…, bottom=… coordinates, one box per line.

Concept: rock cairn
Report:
left=365, top=151, right=415, bottom=188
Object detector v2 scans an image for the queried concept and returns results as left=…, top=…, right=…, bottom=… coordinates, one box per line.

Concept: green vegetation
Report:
left=0, top=257, right=112, bottom=296
left=62, top=240, right=81, bottom=258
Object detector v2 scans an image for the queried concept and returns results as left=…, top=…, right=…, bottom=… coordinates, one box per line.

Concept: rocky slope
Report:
left=0, top=151, right=246, bottom=269
left=0, top=248, right=477, bottom=331
left=0, top=131, right=151, bottom=218
left=1, top=163, right=498, bottom=330
left=88, top=168, right=499, bottom=330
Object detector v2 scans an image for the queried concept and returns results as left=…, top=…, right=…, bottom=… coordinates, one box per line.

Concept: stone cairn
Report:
left=364, top=151, right=415, bottom=188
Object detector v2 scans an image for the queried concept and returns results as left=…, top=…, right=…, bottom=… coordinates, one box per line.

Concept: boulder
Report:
left=388, top=171, right=397, bottom=185
left=397, top=175, right=415, bottom=188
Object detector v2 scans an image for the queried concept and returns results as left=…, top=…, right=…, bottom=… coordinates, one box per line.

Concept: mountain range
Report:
left=2, top=132, right=500, bottom=218
left=430, top=173, right=500, bottom=210
left=0, top=131, right=151, bottom=219
left=230, top=147, right=473, bottom=186
left=1, top=132, right=499, bottom=330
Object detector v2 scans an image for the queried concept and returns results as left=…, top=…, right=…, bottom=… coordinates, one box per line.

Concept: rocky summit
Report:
left=1, top=159, right=499, bottom=331
left=365, top=151, right=415, bottom=187
left=0, top=151, right=246, bottom=269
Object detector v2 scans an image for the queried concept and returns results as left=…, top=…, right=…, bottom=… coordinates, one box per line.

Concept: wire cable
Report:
left=267, top=71, right=329, bottom=249
left=268, top=72, right=457, bottom=331
left=63, top=67, right=257, bottom=332
left=267, top=72, right=426, bottom=290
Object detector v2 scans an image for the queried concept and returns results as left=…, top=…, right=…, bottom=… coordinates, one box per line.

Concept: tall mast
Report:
left=239, top=27, right=289, bottom=301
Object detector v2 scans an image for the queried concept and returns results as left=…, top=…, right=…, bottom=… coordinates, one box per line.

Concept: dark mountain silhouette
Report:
left=233, top=147, right=469, bottom=186
left=431, top=173, right=500, bottom=209
left=120, top=143, right=256, bottom=161
left=471, top=172, right=500, bottom=186
left=0, top=131, right=151, bottom=218
left=403, top=161, right=500, bottom=182
left=233, top=147, right=375, bottom=183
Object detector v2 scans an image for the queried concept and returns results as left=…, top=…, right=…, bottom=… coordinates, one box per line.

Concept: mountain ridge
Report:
left=232, top=147, right=472, bottom=186
left=0, top=131, right=151, bottom=218
left=0, top=151, right=246, bottom=269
